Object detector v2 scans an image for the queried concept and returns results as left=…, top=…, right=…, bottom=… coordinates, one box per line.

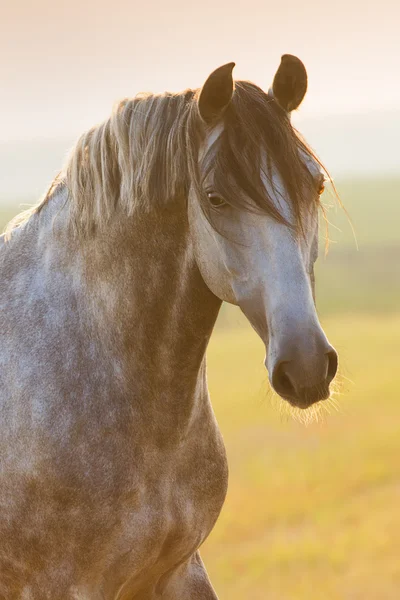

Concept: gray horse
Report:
left=0, top=55, right=337, bottom=599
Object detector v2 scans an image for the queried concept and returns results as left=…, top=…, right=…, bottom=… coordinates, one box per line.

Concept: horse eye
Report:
left=317, top=178, right=326, bottom=195
left=207, top=192, right=226, bottom=208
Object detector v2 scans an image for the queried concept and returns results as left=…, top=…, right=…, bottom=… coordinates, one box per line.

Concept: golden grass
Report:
left=202, top=313, right=400, bottom=599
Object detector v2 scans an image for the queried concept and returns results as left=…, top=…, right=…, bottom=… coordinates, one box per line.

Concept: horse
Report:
left=0, top=55, right=338, bottom=599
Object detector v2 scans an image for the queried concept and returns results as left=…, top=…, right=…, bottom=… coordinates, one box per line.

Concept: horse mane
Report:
left=5, top=81, right=330, bottom=238
left=65, top=90, right=199, bottom=234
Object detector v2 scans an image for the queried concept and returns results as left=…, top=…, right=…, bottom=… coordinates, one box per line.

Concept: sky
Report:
left=1, top=0, right=400, bottom=143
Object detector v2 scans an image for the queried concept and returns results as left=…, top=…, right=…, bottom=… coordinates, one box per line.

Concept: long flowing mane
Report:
left=5, top=81, right=328, bottom=238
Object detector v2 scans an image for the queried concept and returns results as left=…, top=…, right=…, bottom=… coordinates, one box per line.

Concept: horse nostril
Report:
left=272, top=362, right=296, bottom=399
left=326, top=349, right=338, bottom=384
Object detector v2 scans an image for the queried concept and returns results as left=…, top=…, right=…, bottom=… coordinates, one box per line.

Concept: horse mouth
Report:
left=277, top=383, right=331, bottom=409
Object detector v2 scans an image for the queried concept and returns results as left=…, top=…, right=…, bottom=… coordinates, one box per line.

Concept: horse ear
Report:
left=198, top=62, right=235, bottom=123
left=272, top=54, right=308, bottom=112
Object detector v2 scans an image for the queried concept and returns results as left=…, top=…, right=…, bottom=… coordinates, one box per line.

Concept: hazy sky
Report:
left=1, top=0, right=399, bottom=142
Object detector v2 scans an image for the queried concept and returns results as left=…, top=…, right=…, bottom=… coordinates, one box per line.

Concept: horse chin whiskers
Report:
left=267, top=374, right=343, bottom=426
left=276, top=393, right=326, bottom=426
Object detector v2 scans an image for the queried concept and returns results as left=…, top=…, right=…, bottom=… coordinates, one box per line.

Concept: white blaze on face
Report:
left=254, top=159, right=323, bottom=372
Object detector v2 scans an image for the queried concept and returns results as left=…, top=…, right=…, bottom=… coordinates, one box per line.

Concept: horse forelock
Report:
left=197, top=81, right=330, bottom=232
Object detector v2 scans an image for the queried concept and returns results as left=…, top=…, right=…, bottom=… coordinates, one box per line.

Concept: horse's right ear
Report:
left=198, top=63, right=235, bottom=124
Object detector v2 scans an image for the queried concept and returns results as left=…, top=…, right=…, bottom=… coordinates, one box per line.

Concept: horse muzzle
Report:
left=268, top=336, right=338, bottom=409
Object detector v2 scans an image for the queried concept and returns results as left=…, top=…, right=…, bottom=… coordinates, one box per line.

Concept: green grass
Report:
left=324, top=176, right=400, bottom=249
left=313, top=176, right=400, bottom=314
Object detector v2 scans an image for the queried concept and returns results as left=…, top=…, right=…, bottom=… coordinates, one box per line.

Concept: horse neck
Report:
left=71, top=201, right=222, bottom=431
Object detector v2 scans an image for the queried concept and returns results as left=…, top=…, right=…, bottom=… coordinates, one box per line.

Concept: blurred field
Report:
left=315, top=177, right=400, bottom=314
left=1, top=177, right=399, bottom=598
left=204, top=316, right=400, bottom=599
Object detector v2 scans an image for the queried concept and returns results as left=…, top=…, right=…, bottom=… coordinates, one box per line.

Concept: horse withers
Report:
left=0, top=55, right=337, bottom=599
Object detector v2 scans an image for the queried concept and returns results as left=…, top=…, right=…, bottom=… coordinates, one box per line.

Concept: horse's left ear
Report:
left=272, top=54, right=308, bottom=112
left=198, top=62, right=235, bottom=123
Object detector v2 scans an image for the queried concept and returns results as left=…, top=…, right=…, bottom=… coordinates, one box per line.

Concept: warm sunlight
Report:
left=1, top=2, right=399, bottom=598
